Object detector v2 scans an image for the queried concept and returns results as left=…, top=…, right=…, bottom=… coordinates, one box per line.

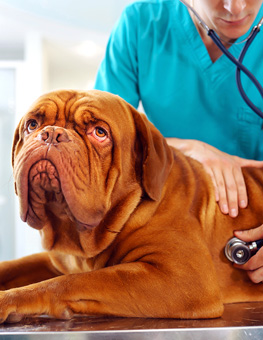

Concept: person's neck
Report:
left=188, top=1, right=233, bottom=63
left=196, top=22, right=228, bottom=62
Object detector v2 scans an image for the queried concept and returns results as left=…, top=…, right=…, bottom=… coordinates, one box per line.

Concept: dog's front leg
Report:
left=0, top=260, right=223, bottom=323
left=0, top=252, right=61, bottom=290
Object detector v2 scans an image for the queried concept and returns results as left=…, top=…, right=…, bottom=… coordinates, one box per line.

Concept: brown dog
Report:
left=1, top=89, right=263, bottom=323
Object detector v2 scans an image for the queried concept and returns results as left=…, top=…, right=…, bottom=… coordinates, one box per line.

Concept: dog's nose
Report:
left=39, top=126, right=70, bottom=145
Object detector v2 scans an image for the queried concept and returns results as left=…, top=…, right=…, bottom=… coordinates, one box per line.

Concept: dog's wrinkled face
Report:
left=12, top=91, right=142, bottom=250
left=12, top=90, right=172, bottom=255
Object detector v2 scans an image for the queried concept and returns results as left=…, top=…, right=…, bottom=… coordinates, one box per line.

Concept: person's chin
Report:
left=215, top=15, right=253, bottom=41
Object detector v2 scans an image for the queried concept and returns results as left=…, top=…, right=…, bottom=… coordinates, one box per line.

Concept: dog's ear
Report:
left=133, top=110, right=173, bottom=201
left=11, top=118, right=23, bottom=168
left=11, top=121, right=23, bottom=196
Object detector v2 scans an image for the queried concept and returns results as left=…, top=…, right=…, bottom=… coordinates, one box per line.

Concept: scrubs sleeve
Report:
left=94, top=5, right=140, bottom=108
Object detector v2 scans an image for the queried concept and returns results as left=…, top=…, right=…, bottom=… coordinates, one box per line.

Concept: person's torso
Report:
left=133, top=0, right=263, bottom=159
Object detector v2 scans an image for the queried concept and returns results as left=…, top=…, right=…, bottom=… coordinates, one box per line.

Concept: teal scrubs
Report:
left=95, top=0, right=263, bottom=160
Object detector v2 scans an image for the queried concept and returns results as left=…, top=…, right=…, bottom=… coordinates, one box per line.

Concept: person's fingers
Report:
left=234, top=224, right=263, bottom=242
left=235, top=265, right=263, bottom=284
left=246, top=267, right=263, bottom=284
left=234, top=226, right=263, bottom=284
left=232, top=165, right=248, bottom=209
left=211, top=165, right=229, bottom=215
left=221, top=167, right=239, bottom=218
left=234, top=248, right=263, bottom=271
left=234, top=248, right=263, bottom=283
left=209, top=160, right=248, bottom=217
left=173, top=140, right=261, bottom=218
left=235, top=156, right=263, bottom=169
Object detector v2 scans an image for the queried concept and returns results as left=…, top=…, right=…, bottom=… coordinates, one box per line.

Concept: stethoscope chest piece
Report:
left=225, top=237, right=263, bottom=265
left=225, top=237, right=251, bottom=264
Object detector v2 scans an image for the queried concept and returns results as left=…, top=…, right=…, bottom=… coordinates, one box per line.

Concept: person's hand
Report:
left=166, top=138, right=263, bottom=218
left=234, top=227, right=263, bottom=283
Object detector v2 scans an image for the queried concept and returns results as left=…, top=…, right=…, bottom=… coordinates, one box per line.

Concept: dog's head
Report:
left=12, top=90, right=173, bottom=256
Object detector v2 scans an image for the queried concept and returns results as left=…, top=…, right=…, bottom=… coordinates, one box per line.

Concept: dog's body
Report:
left=1, top=89, right=263, bottom=322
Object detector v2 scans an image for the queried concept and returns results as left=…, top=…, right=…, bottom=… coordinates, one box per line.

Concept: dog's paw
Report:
left=0, top=291, right=19, bottom=323
left=5, top=313, right=24, bottom=324
left=0, top=288, right=74, bottom=323
left=0, top=291, right=12, bottom=323
left=51, top=306, right=74, bottom=320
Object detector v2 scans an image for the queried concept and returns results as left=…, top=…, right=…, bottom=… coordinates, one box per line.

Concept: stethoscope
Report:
left=225, top=237, right=263, bottom=264
left=179, top=0, right=263, bottom=119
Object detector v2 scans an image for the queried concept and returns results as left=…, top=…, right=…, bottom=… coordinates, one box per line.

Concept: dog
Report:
left=0, top=89, right=263, bottom=323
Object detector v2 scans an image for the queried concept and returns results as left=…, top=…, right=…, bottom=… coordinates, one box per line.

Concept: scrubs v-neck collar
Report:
left=178, top=0, right=256, bottom=74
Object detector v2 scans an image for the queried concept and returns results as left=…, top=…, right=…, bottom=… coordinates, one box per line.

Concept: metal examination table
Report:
left=0, top=302, right=263, bottom=339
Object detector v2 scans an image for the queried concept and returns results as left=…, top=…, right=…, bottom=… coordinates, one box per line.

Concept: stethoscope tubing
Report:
left=208, top=29, right=263, bottom=119
left=178, top=0, right=263, bottom=119
left=235, top=28, right=263, bottom=118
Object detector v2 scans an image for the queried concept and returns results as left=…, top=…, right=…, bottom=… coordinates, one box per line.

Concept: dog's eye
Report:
left=93, top=127, right=107, bottom=141
left=27, top=120, right=38, bottom=133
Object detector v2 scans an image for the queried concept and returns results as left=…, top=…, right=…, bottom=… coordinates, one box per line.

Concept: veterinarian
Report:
left=95, top=0, right=263, bottom=279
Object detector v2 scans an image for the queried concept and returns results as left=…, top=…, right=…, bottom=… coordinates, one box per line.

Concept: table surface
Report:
left=0, top=302, right=263, bottom=339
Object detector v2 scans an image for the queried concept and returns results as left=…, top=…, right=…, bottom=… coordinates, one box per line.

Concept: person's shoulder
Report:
left=123, top=0, right=177, bottom=20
